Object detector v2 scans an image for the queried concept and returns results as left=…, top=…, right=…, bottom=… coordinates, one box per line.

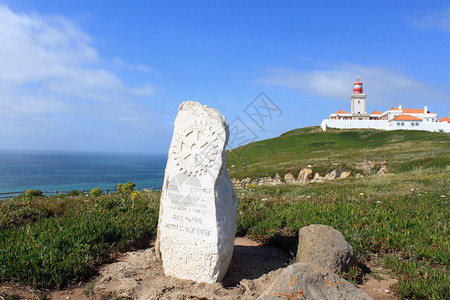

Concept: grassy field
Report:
left=0, top=128, right=448, bottom=299
left=0, top=191, right=160, bottom=288
left=236, top=168, right=449, bottom=299
left=226, top=127, right=449, bottom=179
left=0, top=168, right=448, bottom=298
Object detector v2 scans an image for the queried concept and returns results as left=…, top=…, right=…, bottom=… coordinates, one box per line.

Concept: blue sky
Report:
left=0, top=1, right=449, bottom=153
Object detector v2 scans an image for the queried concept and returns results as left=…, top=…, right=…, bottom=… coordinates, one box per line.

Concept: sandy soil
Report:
left=0, top=238, right=397, bottom=300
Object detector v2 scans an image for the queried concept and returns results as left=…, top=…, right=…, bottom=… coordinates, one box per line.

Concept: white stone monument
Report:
left=156, top=101, right=237, bottom=283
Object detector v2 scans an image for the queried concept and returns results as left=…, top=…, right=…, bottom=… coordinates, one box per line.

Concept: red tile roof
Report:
left=439, top=117, right=450, bottom=122
left=402, top=108, right=425, bottom=113
left=389, top=107, right=399, bottom=110
left=388, top=114, right=422, bottom=122
left=370, top=110, right=382, bottom=114
left=335, top=110, right=349, bottom=114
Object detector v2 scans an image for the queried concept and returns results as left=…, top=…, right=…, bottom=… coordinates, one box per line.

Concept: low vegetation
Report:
left=0, top=188, right=160, bottom=288
left=0, top=128, right=448, bottom=299
left=236, top=167, right=449, bottom=299
left=227, top=127, right=449, bottom=179
left=0, top=167, right=448, bottom=298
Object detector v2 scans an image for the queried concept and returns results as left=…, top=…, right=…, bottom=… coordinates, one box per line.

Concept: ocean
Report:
left=0, top=151, right=167, bottom=195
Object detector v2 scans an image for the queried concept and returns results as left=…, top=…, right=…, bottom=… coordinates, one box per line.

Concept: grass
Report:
left=235, top=167, right=449, bottom=299
left=0, top=127, right=448, bottom=298
left=0, top=191, right=160, bottom=288
left=1, top=168, right=447, bottom=298
left=226, top=127, right=450, bottom=179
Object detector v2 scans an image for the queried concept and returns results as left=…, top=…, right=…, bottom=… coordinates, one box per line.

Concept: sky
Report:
left=0, top=1, right=449, bottom=154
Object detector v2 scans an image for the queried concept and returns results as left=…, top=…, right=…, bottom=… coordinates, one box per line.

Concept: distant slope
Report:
left=226, top=127, right=450, bottom=179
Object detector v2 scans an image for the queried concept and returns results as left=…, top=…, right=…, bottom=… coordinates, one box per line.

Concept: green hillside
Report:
left=226, top=127, right=450, bottom=179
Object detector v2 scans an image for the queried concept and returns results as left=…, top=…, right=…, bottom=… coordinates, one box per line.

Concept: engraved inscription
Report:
left=165, top=223, right=211, bottom=236
left=167, top=173, right=202, bottom=208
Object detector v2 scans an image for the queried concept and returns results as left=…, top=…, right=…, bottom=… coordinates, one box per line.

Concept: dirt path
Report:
left=0, top=238, right=397, bottom=299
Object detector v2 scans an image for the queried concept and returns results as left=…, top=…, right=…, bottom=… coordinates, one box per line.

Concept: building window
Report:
left=416, top=123, right=419, bottom=126
left=397, top=122, right=400, bottom=126
left=411, top=123, right=414, bottom=126
left=401, top=122, right=405, bottom=126
left=358, top=100, right=360, bottom=104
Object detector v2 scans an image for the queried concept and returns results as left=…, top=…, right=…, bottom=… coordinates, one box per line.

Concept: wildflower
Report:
left=377, top=201, right=381, bottom=203
left=131, top=191, right=140, bottom=200
left=441, top=195, right=447, bottom=198
left=359, top=193, right=364, bottom=196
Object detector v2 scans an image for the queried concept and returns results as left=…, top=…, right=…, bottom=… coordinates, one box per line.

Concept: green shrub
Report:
left=116, top=182, right=136, bottom=194
left=24, top=190, right=43, bottom=198
left=66, top=190, right=81, bottom=196
left=89, top=188, right=102, bottom=198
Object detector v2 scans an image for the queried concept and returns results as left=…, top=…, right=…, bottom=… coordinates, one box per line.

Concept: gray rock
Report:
left=297, top=224, right=357, bottom=273
left=258, top=262, right=372, bottom=300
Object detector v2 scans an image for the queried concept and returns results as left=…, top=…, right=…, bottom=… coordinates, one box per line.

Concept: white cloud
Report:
left=258, top=62, right=448, bottom=108
left=409, top=7, right=450, bottom=33
left=0, top=4, right=159, bottom=151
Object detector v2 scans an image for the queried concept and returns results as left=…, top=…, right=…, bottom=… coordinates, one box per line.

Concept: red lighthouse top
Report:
left=353, top=78, right=363, bottom=94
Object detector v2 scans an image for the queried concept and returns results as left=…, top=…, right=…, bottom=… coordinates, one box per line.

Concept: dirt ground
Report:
left=0, top=238, right=397, bottom=300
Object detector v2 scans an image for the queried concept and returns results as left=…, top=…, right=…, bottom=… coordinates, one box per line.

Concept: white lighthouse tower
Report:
left=350, top=78, right=368, bottom=119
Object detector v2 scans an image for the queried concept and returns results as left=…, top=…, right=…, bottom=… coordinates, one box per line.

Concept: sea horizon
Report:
left=0, top=150, right=167, bottom=195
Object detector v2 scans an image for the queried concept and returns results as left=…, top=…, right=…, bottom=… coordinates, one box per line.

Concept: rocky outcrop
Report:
left=258, top=262, right=372, bottom=300
left=377, top=162, right=389, bottom=175
left=324, top=170, right=338, bottom=180
left=284, top=172, right=295, bottom=183
left=313, top=172, right=322, bottom=180
left=274, top=173, right=282, bottom=182
left=339, top=171, right=351, bottom=179
left=298, top=168, right=313, bottom=180
left=230, top=161, right=388, bottom=188
left=297, top=224, right=357, bottom=274
left=360, top=160, right=377, bottom=171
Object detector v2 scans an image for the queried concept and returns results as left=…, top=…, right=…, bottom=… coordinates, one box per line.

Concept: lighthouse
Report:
left=350, top=78, right=368, bottom=119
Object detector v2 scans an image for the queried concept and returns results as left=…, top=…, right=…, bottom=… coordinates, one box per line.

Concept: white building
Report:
left=321, top=78, right=449, bottom=133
